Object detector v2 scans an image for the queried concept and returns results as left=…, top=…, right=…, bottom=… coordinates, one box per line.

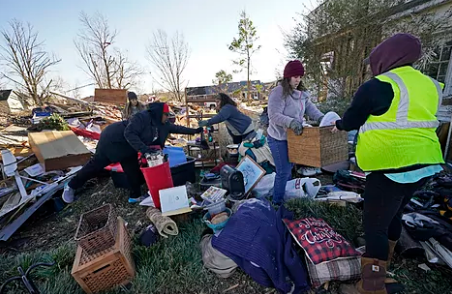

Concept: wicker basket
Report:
left=72, top=217, right=135, bottom=294
left=287, top=126, right=348, bottom=167
left=74, top=204, right=118, bottom=255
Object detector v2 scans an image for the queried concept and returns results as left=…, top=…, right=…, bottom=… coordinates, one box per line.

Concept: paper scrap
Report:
left=24, top=163, right=45, bottom=177
left=418, top=263, right=431, bottom=272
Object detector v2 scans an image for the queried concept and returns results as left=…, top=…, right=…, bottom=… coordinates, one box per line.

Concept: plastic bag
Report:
left=285, top=178, right=321, bottom=200
left=252, top=172, right=275, bottom=198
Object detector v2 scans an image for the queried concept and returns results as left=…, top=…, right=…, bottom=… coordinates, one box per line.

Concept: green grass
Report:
left=1, top=198, right=451, bottom=294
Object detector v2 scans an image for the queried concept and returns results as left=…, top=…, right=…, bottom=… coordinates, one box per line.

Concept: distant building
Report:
left=0, top=90, right=25, bottom=113
left=186, top=80, right=271, bottom=101
left=80, top=95, right=95, bottom=103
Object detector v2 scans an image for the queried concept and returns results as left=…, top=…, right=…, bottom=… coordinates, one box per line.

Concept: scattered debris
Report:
left=418, top=263, right=431, bottom=272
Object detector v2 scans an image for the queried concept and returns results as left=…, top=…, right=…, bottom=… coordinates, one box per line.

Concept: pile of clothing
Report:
left=201, top=199, right=309, bottom=293
left=401, top=172, right=452, bottom=268
left=199, top=199, right=363, bottom=293
left=238, top=134, right=275, bottom=174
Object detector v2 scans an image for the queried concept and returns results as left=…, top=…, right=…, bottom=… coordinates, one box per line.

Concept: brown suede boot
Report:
left=387, top=240, right=398, bottom=269
left=340, top=257, right=388, bottom=294
left=385, top=240, right=405, bottom=293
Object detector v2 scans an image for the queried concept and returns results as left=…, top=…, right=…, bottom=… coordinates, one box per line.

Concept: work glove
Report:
left=317, top=115, right=324, bottom=124
left=142, top=147, right=159, bottom=158
left=289, top=120, right=303, bottom=135
left=195, top=127, right=204, bottom=133
left=198, top=120, right=209, bottom=128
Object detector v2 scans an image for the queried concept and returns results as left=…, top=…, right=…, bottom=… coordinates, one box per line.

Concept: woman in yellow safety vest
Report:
left=333, top=34, right=444, bottom=294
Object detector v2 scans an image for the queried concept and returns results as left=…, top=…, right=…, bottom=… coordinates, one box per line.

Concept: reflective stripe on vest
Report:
left=359, top=72, right=442, bottom=134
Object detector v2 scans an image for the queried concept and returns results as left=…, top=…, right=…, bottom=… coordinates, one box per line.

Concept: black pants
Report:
left=68, top=143, right=145, bottom=198
left=231, top=131, right=255, bottom=144
left=363, top=172, right=426, bottom=261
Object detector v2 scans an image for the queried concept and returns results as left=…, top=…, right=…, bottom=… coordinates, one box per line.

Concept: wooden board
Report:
left=94, top=89, right=127, bottom=105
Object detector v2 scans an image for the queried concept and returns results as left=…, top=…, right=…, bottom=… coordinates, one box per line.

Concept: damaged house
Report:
left=297, top=0, right=452, bottom=101
left=293, top=0, right=452, bottom=162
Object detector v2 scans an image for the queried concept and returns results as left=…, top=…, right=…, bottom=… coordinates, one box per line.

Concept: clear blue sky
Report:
left=1, top=0, right=312, bottom=97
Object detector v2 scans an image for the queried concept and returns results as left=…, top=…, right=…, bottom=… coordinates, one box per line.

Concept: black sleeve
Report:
left=336, top=78, right=394, bottom=131
left=124, top=114, right=153, bottom=154
left=168, top=123, right=200, bottom=135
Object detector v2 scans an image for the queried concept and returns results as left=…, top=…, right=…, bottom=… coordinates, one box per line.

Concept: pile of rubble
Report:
left=0, top=99, right=125, bottom=242
left=0, top=96, right=225, bottom=241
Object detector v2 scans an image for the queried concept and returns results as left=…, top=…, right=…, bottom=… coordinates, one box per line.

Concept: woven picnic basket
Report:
left=287, top=126, right=348, bottom=167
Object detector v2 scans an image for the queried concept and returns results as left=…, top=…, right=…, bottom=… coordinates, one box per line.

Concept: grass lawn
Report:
left=0, top=177, right=451, bottom=294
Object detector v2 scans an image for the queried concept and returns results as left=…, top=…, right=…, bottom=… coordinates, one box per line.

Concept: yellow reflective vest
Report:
left=356, top=66, right=444, bottom=171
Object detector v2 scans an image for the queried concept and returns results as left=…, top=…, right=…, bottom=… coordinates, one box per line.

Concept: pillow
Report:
left=284, top=217, right=360, bottom=265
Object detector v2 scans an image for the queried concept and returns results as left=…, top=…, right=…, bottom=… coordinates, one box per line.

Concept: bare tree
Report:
left=0, top=20, right=61, bottom=106
left=147, top=30, right=190, bottom=102
left=75, top=12, right=141, bottom=89
left=0, top=71, right=6, bottom=90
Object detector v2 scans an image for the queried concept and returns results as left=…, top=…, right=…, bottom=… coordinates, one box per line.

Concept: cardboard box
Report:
left=28, top=131, right=91, bottom=171
left=94, top=89, right=127, bottom=105
left=287, top=126, right=348, bottom=168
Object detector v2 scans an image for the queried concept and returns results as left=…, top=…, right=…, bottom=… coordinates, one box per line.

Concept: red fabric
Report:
left=163, top=103, right=170, bottom=113
left=283, top=60, right=305, bottom=78
left=70, top=126, right=165, bottom=173
left=70, top=126, right=101, bottom=140
left=284, top=218, right=359, bottom=265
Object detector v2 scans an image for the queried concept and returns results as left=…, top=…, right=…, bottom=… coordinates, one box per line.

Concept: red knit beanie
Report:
left=163, top=103, right=170, bottom=114
left=283, top=60, right=305, bottom=78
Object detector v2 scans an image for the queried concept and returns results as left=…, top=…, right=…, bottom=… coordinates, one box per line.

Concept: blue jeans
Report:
left=267, top=135, right=293, bottom=204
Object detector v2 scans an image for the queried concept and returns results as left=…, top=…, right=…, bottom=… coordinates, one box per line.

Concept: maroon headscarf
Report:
left=369, top=33, right=422, bottom=76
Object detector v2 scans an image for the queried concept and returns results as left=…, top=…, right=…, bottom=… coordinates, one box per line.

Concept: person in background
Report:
left=267, top=60, right=324, bottom=205
left=123, top=91, right=145, bottom=119
left=63, top=102, right=203, bottom=204
left=198, top=93, right=256, bottom=144
left=333, top=34, right=444, bottom=294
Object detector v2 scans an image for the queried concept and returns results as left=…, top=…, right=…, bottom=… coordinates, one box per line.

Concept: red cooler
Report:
left=140, top=161, right=173, bottom=209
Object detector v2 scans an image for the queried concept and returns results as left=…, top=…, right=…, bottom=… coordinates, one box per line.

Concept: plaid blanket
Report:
left=307, top=256, right=361, bottom=288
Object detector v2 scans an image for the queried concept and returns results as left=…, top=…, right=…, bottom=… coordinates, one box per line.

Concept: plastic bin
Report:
left=205, top=199, right=226, bottom=215
left=140, top=161, right=173, bottom=209
left=163, top=146, right=187, bottom=168
left=112, top=157, right=195, bottom=191
left=203, top=208, right=231, bottom=233
left=171, top=156, right=196, bottom=186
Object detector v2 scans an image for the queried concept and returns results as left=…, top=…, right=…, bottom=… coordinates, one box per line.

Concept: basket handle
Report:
left=86, top=236, right=98, bottom=242
left=92, top=264, right=111, bottom=274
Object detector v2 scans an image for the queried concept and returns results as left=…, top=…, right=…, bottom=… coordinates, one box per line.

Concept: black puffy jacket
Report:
left=99, top=103, right=200, bottom=158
